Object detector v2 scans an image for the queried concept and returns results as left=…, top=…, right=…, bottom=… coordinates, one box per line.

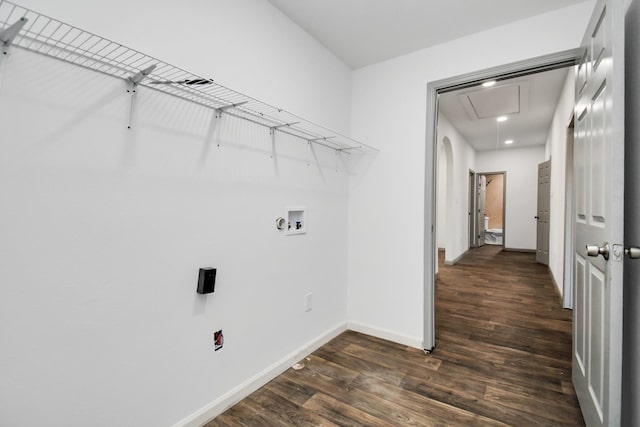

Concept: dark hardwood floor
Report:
left=205, top=245, right=584, bottom=426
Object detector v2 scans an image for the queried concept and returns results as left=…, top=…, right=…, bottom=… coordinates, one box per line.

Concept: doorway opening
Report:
left=476, top=171, right=506, bottom=248
left=436, top=136, right=454, bottom=263
left=424, top=49, right=581, bottom=352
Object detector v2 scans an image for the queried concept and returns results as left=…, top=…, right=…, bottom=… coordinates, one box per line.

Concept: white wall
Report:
left=348, top=2, right=596, bottom=346
left=476, top=146, right=546, bottom=250
left=0, top=1, right=354, bottom=426
left=437, top=114, right=476, bottom=263
left=544, top=69, right=576, bottom=295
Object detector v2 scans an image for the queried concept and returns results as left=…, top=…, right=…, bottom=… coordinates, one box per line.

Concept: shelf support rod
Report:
left=308, top=136, right=337, bottom=154
left=270, top=127, right=277, bottom=159
left=126, top=64, right=156, bottom=129
left=215, top=101, right=249, bottom=118
left=0, top=17, right=27, bottom=65
left=269, top=122, right=300, bottom=135
left=308, top=136, right=336, bottom=143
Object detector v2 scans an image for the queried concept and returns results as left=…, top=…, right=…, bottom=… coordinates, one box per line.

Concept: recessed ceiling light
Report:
left=482, top=80, right=496, bottom=87
left=504, top=139, right=514, bottom=145
left=497, top=116, right=508, bottom=122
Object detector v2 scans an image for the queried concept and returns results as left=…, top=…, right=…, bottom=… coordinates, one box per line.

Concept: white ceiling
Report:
left=266, top=1, right=582, bottom=152
left=438, top=67, right=571, bottom=152
left=266, top=0, right=590, bottom=69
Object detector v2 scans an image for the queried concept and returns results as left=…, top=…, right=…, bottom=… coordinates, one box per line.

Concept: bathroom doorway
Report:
left=476, top=171, right=506, bottom=248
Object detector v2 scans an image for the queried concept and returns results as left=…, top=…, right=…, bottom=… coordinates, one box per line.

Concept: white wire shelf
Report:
left=0, top=0, right=377, bottom=154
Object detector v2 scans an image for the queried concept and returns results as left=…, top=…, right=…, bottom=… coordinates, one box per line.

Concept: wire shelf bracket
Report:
left=0, top=16, right=25, bottom=63
left=126, top=64, right=156, bottom=129
left=0, top=0, right=378, bottom=156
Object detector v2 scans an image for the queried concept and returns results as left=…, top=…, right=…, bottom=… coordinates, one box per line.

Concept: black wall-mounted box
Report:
left=197, top=268, right=217, bottom=294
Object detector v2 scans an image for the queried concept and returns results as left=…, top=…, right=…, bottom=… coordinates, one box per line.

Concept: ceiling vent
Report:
left=458, top=81, right=530, bottom=120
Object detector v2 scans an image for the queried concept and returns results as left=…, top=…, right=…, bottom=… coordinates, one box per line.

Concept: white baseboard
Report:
left=504, top=247, right=536, bottom=253
left=549, top=269, right=566, bottom=306
left=444, top=249, right=468, bottom=265
left=347, top=321, right=423, bottom=350
left=173, top=322, right=348, bottom=427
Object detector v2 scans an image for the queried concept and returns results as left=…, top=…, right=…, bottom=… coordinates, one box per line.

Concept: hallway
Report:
left=435, top=245, right=584, bottom=425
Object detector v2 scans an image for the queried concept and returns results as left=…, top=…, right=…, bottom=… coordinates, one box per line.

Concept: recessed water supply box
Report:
left=286, top=208, right=306, bottom=235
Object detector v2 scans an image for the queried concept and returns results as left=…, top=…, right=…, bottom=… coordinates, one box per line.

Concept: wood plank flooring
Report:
left=205, top=246, right=584, bottom=426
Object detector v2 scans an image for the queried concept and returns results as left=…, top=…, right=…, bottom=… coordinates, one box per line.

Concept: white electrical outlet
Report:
left=305, top=292, right=313, bottom=312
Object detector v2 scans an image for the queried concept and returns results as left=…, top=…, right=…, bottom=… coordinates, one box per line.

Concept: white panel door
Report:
left=537, top=160, right=551, bottom=265
left=572, top=0, right=625, bottom=426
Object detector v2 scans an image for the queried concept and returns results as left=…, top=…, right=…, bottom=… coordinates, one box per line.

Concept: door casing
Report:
left=469, top=170, right=477, bottom=248
left=424, top=49, right=581, bottom=351
left=563, top=118, right=575, bottom=309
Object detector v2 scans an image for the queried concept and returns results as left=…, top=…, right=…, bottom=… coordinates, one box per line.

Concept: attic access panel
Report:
left=459, top=81, right=530, bottom=120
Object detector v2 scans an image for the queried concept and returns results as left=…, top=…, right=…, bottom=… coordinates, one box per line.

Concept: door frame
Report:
left=423, top=48, right=581, bottom=351
left=469, top=169, right=477, bottom=248
left=563, top=117, right=575, bottom=308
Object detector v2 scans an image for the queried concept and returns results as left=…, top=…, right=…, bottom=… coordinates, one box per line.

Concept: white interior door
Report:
left=572, top=0, right=625, bottom=425
left=537, top=160, right=551, bottom=265
left=477, top=175, right=486, bottom=247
